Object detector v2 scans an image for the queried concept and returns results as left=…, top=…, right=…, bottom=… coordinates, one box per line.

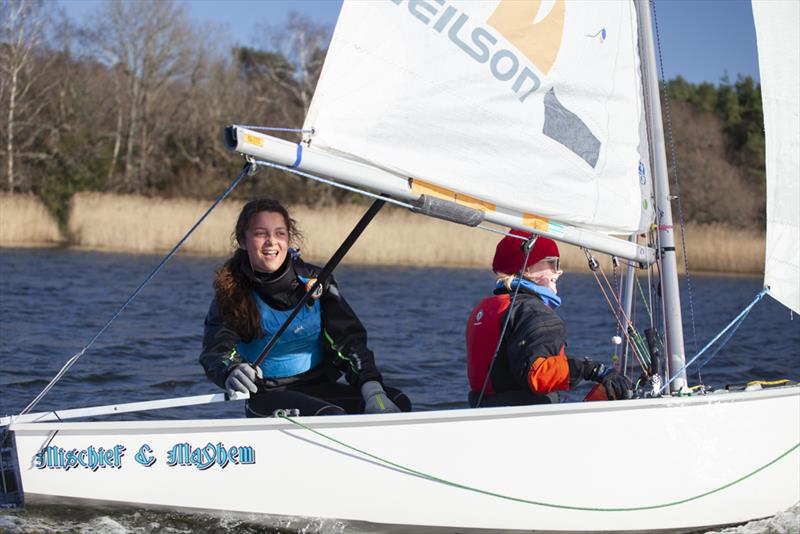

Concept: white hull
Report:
left=7, top=385, right=799, bottom=532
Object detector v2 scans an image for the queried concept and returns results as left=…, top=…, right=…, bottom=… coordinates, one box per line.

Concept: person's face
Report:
left=242, top=211, right=289, bottom=273
left=524, top=257, right=563, bottom=293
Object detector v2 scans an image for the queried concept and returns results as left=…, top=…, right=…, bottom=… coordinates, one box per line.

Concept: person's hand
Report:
left=600, top=370, right=633, bottom=400
left=224, top=363, right=262, bottom=395
left=361, top=381, right=401, bottom=414
left=580, top=359, right=632, bottom=400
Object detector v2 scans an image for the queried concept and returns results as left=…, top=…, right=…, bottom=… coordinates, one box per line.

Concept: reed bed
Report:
left=1, top=193, right=765, bottom=275
left=66, top=192, right=244, bottom=255
left=0, top=193, right=63, bottom=247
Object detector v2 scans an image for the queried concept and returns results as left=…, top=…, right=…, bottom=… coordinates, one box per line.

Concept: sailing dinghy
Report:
left=2, top=1, right=798, bottom=531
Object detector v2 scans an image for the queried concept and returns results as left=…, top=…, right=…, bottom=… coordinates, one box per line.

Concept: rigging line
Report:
left=587, top=267, right=648, bottom=372
left=597, top=272, right=646, bottom=366
left=648, top=233, right=661, bottom=332
left=583, top=251, right=649, bottom=370
left=279, top=413, right=800, bottom=512
left=659, top=288, right=770, bottom=394
left=16, top=163, right=253, bottom=417
left=695, top=312, right=749, bottom=385
left=636, top=276, right=654, bottom=321
left=651, top=0, right=699, bottom=357
left=233, top=124, right=314, bottom=134
left=696, top=313, right=750, bottom=372
left=251, top=157, right=524, bottom=241
left=475, top=236, right=535, bottom=408
left=611, top=258, right=623, bottom=366
left=252, top=157, right=415, bottom=210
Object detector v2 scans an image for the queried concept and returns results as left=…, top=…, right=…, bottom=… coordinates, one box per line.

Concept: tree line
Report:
left=1, top=0, right=767, bottom=229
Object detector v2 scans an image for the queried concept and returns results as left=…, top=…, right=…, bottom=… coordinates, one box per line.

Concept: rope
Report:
left=278, top=413, right=799, bottom=512
left=660, top=288, right=770, bottom=394
left=476, top=233, right=534, bottom=407
left=234, top=124, right=314, bottom=134
left=17, top=163, right=252, bottom=417
left=583, top=250, right=650, bottom=372
left=651, top=0, right=699, bottom=357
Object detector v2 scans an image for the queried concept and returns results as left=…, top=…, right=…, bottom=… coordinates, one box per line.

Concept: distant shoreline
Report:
left=0, top=193, right=766, bottom=275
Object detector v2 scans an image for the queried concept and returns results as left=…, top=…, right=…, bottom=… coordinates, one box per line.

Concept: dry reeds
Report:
left=67, top=192, right=244, bottom=255
left=0, top=193, right=63, bottom=247
left=1, top=192, right=766, bottom=275
left=676, top=223, right=764, bottom=275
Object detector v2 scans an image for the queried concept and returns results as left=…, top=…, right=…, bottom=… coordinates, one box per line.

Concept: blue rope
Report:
left=18, top=163, right=252, bottom=416
left=659, top=288, right=770, bottom=394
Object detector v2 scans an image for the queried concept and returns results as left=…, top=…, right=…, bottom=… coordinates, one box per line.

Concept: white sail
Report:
left=304, top=0, right=654, bottom=235
left=752, top=0, right=800, bottom=314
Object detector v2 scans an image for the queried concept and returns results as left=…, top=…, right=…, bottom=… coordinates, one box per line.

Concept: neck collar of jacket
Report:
left=496, top=277, right=561, bottom=309
left=241, top=251, right=302, bottom=309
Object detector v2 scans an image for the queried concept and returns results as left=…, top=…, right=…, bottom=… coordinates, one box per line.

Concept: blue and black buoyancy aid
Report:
left=235, top=287, right=324, bottom=379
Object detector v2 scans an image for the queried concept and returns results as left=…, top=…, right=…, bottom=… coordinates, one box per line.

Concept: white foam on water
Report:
left=706, top=503, right=800, bottom=534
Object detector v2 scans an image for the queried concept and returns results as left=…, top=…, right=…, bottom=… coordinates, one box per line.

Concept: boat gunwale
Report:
left=7, top=383, right=798, bottom=434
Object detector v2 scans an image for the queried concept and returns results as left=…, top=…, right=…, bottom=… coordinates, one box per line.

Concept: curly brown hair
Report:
left=213, top=199, right=302, bottom=341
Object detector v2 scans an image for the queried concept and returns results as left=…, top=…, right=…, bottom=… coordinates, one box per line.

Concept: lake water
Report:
left=1, top=248, right=798, bottom=533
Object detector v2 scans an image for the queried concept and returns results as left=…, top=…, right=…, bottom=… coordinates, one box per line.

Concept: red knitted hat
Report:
left=492, top=229, right=560, bottom=274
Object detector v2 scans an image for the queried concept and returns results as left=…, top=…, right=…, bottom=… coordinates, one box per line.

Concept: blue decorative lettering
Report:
left=34, top=445, right=125, bottom=470
left=135, top=444, right=156, bottom=467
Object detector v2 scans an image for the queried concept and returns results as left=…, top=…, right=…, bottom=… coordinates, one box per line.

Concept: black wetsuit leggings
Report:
left=246, top=381, right=412, bottom=417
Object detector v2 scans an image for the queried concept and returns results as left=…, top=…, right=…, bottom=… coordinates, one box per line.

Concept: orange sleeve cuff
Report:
left=527, top=347, right=570, bottom=393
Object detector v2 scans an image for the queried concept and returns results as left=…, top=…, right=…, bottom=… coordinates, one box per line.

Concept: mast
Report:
left=636, top=0, right=687, bottom=392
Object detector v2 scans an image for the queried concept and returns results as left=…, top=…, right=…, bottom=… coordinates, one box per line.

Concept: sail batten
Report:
left=303, top=0, right=655, bottom=235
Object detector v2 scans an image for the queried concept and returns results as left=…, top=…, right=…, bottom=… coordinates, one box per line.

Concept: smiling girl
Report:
left=199, top=198, right=410, bottom=417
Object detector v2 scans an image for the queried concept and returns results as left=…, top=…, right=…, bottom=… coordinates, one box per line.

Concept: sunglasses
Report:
left=542, top=257, right=560, bottom=271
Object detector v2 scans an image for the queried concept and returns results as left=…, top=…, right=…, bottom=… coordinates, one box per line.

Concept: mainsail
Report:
left=303, top=0, right=654, bottom=236
left=752, top=0, right=800, bottom=314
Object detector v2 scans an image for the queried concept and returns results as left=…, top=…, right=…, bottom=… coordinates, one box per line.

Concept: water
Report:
left=1, top=248, right=798, bottom=533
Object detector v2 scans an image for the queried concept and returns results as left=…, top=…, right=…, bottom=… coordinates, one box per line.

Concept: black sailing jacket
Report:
left=199, top=254, right=382, bottom=390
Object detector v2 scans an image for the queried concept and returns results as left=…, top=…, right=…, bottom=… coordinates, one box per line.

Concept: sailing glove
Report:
left=361, top=381, right=401, bottom=414
left=580, top=360, right=632, bottom=400
left=225, top=363, right=262, bottom=395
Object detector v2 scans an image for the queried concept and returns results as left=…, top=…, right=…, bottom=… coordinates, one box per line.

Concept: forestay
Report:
left=752, top=0, right=800, bottom=314
left=304, top=0, right=654, bottom=235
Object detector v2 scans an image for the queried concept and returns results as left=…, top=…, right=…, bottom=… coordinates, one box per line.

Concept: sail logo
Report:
left=586, top=28, right=607, bottom=43
left=390, top=0, right=568, bottom=102
left=487, top=0, right=566, bottom=74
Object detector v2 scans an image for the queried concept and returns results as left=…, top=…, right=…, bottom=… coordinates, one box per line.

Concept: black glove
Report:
left=580, top=359, right=632, bottom=400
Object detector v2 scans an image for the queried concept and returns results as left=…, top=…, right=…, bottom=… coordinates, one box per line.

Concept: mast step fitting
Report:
left=409, top=195, right=485, bottom=227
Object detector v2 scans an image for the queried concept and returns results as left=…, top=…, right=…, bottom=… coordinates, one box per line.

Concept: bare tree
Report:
left=256, top=12, right=329, bottom=121
left=86, top=0, right=196, bottom=193
left=0, top=0, right=52, bottom=192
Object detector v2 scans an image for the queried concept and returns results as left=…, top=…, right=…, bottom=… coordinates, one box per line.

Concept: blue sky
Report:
left=59, top=0, right=760, bottom=85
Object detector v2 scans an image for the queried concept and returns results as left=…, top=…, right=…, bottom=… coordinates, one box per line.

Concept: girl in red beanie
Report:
left=465, top=229, right=630, bottom=407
